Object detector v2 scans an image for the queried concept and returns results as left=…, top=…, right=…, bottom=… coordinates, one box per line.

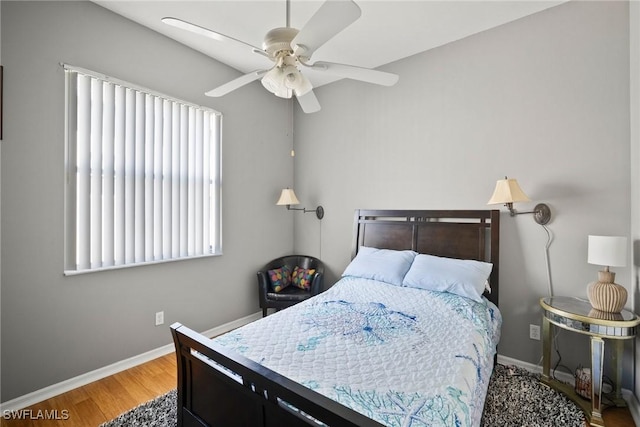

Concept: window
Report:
left=64, top=65, right=222, bottom=274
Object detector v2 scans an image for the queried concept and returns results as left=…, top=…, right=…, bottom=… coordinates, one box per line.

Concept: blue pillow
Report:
left=402, top=254, right=492, bottom=302
left=342, top=246, right=417, bottom=286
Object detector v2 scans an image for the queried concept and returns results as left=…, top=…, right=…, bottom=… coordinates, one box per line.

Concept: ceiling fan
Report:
left=162, top=0, right=399, bottom=113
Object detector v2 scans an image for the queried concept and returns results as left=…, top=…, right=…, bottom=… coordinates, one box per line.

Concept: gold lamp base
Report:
left=587, top=271, right=627, bottom=313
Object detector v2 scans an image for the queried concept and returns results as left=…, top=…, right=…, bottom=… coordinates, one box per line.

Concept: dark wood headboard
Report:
left=351, top=209, right=500, bottom=307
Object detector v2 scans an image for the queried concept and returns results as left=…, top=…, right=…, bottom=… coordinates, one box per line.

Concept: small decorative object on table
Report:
left=586, top=235, right=627, bottom=313
left=574, top=366, right=591, bottom=400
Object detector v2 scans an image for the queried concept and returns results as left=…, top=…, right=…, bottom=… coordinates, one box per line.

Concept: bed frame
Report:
left=171, top=209, right=500, bottom=427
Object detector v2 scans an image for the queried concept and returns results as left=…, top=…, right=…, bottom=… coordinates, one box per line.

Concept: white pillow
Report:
left=402, top=254, right=493, bottom=302
left=342, top=246, right=417, bottom=286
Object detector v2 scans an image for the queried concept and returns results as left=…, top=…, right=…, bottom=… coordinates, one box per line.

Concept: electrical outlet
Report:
left=155, top=311, right=164, bottom=326
left=529, top=324, right=540, bottom=340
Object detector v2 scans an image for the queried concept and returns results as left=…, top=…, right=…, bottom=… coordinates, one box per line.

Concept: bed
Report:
left=171, top=209, right=501, bottom=427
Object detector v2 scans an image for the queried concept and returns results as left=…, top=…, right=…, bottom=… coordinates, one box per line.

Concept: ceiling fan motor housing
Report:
left=263, top=27, right=299, bottom=58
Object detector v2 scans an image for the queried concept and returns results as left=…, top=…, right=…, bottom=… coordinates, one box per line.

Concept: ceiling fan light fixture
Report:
left=283, top=65, right=312, bottom=96
left=274, top=86, right=293, bottom=98
left=293, top=80, right=312, bottom=96
left=261, top=67, right=292, bottom=98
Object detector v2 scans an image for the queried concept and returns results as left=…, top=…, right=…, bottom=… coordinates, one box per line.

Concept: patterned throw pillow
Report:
left=291, top=266, right=316, bottom=290
left=268, top=265, right=292, bottom=292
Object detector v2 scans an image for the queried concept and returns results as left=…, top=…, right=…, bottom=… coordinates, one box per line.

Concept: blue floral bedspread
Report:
left=213, top=277, right=502, bottom=427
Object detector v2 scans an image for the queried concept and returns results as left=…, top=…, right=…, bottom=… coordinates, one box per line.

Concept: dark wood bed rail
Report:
left=171, top=322, right=386, bottom=427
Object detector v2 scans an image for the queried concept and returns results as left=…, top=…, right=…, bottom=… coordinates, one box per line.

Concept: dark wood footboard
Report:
left=171, top=322, right=385, bottom=427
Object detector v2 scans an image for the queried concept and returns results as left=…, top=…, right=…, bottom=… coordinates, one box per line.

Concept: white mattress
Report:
left=214, top=277, right=502, bottom=427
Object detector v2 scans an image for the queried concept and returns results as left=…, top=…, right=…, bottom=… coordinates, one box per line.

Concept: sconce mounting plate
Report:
left=533, top=203, right=551, bottom=225
left=315, top=206, right=325, bottom=220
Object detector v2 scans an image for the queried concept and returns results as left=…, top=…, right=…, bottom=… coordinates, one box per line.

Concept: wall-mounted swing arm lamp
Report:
left=487, top=177, right=551, bottom=225
left=276, top=188, right=324, bottom=220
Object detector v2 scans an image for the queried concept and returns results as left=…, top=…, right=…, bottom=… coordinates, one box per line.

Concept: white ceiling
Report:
left=93, top=0, right=565, bottom=89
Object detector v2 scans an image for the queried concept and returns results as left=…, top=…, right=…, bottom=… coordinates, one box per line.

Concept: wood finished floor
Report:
left=0, top=354, right=636, bottom=427
left=0, top=354, right=176, bottom=427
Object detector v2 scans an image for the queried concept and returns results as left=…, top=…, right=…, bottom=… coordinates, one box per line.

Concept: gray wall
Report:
left=631, top=0, right=640, bottom=402
left=0, top=1, right=294, bottom=401
left=0, top=0, right=3, bottom=403
left=294, top=1, right=634, bottom=386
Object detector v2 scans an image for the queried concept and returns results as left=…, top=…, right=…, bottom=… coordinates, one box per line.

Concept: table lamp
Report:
left=586, top=235, right=627, bottom=313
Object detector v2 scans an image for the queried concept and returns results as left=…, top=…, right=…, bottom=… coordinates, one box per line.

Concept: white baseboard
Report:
left=0, top=312, right=262, bottom=412
left=497, top=354, right=640, bottom=426
left=497, top=354, right=574, bottom=384
left=623, top=389, right=640, bottom=426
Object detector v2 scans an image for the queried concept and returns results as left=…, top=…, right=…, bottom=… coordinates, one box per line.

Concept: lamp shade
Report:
left=283, top=65, right=313, bottom=96
left=487, top=178, right=531, bottom=205
left=587, top=235, right=627, bottom=267
left=261, top=67, right=293, bottom=99
left=276, top=188, right=300, bottom=206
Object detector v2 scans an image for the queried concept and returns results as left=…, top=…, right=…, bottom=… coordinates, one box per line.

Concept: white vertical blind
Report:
left=76, top=75, right=91, bottom=270
left=64, top=66, right=222, bottom=274
left=102, top=82, right=116, bottom=268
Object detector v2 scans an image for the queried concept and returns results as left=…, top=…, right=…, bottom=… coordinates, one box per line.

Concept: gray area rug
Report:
left=481, top=364, right=586, bottom=426
left=100, top=364, right=586, bottom=426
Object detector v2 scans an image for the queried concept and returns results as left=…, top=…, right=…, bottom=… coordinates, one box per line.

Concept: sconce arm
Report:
left=286, top=205, right=325, bottom=220
left=506, top=202, right=551, bottom=225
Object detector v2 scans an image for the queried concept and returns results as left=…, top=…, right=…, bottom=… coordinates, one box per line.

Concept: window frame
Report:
left=63, top=65, right=222, bottom=275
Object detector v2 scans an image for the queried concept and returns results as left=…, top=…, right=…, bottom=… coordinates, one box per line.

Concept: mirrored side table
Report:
left=540, top=296, right=639, bottom=427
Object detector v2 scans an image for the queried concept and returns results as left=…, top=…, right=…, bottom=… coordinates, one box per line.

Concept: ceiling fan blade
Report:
left=291, top=0, right=361, bottom=59
left=205, top=70, right=268, bottom=97
left=309, top=61, right=399, bottom=86
left=162, top=17, right=268, bottom=58
left=296, top=90, right=321, bottom=114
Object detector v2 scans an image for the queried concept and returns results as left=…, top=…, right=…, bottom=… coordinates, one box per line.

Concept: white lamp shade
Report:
left=276, top=188, right=300, bottom=206
left=588, top=235, right=627, bottom=267
left=487, top=178, right=531, bottom=205
left=261, top=67, right=293, bottom=99
left=283, top=65, right=313, bottom=96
